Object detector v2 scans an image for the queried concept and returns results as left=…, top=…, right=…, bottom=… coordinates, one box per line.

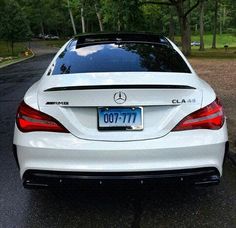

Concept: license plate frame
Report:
left=97, top=107, right=143, bottom=131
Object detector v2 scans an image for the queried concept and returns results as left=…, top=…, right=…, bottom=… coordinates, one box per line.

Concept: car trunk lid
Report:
left=38, top=72, right=202, bottom=141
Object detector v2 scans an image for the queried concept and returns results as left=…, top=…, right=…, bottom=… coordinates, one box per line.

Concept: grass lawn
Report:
left=174, top=33, right=236, bottom=58
left=189, top=34, right=236, bottom=59
left=190, top=47, right=236, bottom=59
left=0, top=40, right=30, bottom=57
left=0, top=40, right=33, bottom=68
left=175, top=33, right=236, bottom=48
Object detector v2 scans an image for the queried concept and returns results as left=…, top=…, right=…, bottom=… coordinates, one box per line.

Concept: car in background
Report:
left=13, top=32, right=228, bottom=188
left=191, top=41, right=201, bottom=46
left=44, top=34, right=59, bottom=40
left=38, top=34, right=59, bottom=40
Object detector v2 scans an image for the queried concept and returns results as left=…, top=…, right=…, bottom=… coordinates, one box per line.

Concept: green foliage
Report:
left=102, top=0, right=143, bottom=31
left=0, top=0, right=236, bottom=56
left=141, top=4, right=178, bottom=35
left=2, top=0, right=234, bottom=38
left=190, top=0, right=236, bottom=35
left=0, top=0, right=31, bottom=48
left=18, top=0, right=73, bottom=36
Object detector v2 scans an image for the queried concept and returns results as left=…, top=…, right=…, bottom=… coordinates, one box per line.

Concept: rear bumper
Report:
left=23, top=168, right=220, bottom=188
left=14, top=123, right=228, bottom=184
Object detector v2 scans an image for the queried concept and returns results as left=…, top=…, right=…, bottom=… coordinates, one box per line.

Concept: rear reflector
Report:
left=16, top=101, right=69, bottom=133
left=172, top=98, right=224, bottom=131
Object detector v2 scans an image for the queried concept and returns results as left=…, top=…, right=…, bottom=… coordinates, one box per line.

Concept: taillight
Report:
left=172, top=98, right=224, bottom=131
left=16, top=101, right=69, bottom=133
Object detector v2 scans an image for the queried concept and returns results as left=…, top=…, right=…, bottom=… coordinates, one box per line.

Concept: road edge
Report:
left=0, top=50, right=35, bottom=69
left=229, top=150, right=236, bottom=166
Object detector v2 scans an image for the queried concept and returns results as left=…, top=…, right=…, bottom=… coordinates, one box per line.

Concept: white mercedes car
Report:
left=13, top=33, right=228, bottom=188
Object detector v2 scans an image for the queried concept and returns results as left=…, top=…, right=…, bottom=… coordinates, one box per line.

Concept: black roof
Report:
left=73, top=32, right=172, bottom=48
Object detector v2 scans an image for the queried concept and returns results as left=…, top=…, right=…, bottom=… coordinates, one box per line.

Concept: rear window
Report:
left=52, top=42, right=191, bottom=75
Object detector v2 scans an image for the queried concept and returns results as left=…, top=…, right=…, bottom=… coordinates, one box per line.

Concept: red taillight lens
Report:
left=172, top=98, right=224, bottom=131
left=16, top=101, right=69, bottom=133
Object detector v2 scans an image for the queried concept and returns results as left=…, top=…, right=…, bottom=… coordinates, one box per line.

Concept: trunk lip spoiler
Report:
left=44, top=85, right=196, bottom=92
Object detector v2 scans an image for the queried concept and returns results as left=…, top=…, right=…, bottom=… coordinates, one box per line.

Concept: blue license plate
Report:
left=98, top=107, right=143, bottom=130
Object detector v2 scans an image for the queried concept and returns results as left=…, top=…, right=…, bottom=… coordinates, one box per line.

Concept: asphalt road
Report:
left=1, top=50, right=236, bottom=228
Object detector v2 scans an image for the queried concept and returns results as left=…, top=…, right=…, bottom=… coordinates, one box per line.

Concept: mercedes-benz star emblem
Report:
left=114, top=91, right=127, bottom=104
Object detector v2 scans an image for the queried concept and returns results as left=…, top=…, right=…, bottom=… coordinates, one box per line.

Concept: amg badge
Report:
left=46, top=101, right=69, bottom=105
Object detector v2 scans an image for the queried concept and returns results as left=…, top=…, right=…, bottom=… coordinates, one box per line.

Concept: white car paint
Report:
left=14, top=124, right=227, bottom=178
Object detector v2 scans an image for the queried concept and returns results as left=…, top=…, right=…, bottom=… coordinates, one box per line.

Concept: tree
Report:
left=80, top=4, right=86, bottom=33
left=3, top=0, right=236, bottom=52
left=212, top=0, right=218, bottom=48
left=169, top=6, right=175, bottom=41
left=0, top=0, right=31, bottom=55
left=140, top=0, right=200, bottom=56
left=199, top=0, right=205, bottom=51
left=67, top=0, right=77, bottom=35
left=18, top=0, right=76, bottom=38
left=94, top=0, right=104, bottom=31
left=102, top=0, right=143, bottom=32
left=170, top=0, right=200, bottom=56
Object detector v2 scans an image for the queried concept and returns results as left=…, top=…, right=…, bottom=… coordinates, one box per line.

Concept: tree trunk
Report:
left=212, top=0, right=218, bottom=49
left=195, top=24, right=198, bottom=34
left=28, top=41, right=31, bottom=50
left=11, top=41, right=14, bottom=56
left=81, top=7, right=86, bottom=33
left=39, top=3, right=45, bottom=38
left=199, top=0, right=205, bottom=51
left=117, top=12, right=121, bottom=31
left=223, top=5, right=226, bottom=31
left=169, top=6, right=175, bottom=41
left=86, top=19, right=89, bottom=33
left=219, top=3, right=222, bottom=35
left=6, top=41, right=10, bottom=53
left=67, top=0, right=77, bottom=35
left=180, top=16, right=191, bottom=56
left=40, top=21, right=45, bottom=37
left=117, top=19, right=121, bottom=31
left=94, top=4, right=103, bottom=32
left=175, top=1, right=192, bottom=56
left=187, top=0, right=192, bottom=50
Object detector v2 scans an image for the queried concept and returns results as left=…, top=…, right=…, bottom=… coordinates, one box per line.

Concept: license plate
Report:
left=98, top=107, right=143, bottom=131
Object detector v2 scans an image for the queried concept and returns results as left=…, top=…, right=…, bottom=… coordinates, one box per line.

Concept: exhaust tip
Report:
left=194, top=175, right=220, bottom=186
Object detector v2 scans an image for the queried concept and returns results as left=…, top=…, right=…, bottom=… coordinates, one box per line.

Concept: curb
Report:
left=0, top=50, right=35, bottom=69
